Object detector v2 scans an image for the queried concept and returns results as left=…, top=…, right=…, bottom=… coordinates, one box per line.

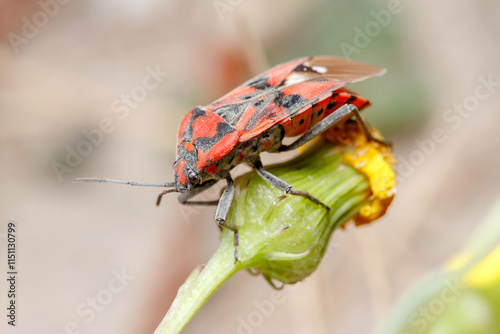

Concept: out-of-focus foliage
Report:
left=378, top=198, right=500, bottom=334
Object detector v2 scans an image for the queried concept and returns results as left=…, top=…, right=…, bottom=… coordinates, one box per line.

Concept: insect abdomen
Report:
left=280, top=88, right=369, bottom=137
left=326, top=88, right=369, bottom=113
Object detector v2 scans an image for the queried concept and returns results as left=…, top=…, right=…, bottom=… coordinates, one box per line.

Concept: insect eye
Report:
left=187, top=171, right=199, bottom=183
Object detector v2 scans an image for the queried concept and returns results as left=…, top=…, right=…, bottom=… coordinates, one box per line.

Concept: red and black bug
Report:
left=76, top=56, right=386, bottom=256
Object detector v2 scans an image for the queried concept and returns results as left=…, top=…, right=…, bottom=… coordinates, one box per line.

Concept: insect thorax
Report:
left=199, top=124, right=285, bottom=182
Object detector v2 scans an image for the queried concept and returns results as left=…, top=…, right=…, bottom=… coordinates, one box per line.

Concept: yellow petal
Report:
left=324, top=121, right=396, bottom=225
left=463, top=245, right=500, bottom=288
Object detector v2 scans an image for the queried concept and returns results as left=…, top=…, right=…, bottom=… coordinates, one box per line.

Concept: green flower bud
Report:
left=229, top=142, right=373, bottom=284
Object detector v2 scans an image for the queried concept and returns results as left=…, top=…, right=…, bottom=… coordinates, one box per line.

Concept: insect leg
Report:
left=253, top=159, right=330, bottom=211
left=351, top=107, right=393, bottom=146
left=171, top=180, right=219, bottom=206
left=214, top=176, right=241, bottom=263
left=221, top=222, right=240, bottom=264
left=279, top=104, right=391, bottom=151
left=278, top=104, right=356, bottom=152
left=215, top=176, right=235, bottom=223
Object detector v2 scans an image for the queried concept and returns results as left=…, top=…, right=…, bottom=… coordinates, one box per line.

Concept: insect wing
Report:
left=205, top=57, right=385, bottom=142
left=237, top=57, right=385, bottom=141
left=281, top=56, right=386, bottom=86
left=210, top=57, right=309, bottom=106
left=204, top=58, right=309, bottom=129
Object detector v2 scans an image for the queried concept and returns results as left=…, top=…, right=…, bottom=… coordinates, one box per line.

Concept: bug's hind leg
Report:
left=253, top=159, right=330, bottom=211
left=278, top=104, right=356, bottom=152
left=278, top=104, right=391, bottom=152
left=351, top=106, right=393, bottom=147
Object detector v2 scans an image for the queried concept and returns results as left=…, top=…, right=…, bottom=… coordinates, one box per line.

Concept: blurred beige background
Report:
left=1, top=0, right=499, bottom=333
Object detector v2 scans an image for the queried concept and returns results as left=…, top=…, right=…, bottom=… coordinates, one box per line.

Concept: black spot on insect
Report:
left=318, top=109, right=323, bottom=116
left=216, top=122, right=235, bottom=136
left=253, top=99, right=266, bottom=107
left=191, top=107, right=206, bottom=118
left=194, top=122, right=236, bottom=149
left=346, top=96, right=358, bottom=105
left=299, top=119, right=304, bottom=125
left=293, top=64, right=315, bottom=73
left=248, top=77, right=271, bottom=90
left=254, top=82, right=271, bottom=90
left=213, top=102, right=250, bottom=126
left=276, top=94, right=304, bottom=109
left=327, top=102, right=336, bottom=109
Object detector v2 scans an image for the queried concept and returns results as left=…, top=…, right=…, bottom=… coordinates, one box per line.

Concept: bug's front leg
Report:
left=214, top=176, right=240, bottom=263
left=176, top=180, right=219, bottom=206
left=214, top=176, right=234, bottom=223
left=172, top=177, right=240, bottom=262
left=253, top=159, right=330, bottom=211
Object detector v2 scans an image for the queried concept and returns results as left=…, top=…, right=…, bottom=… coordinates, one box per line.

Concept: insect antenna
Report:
left=73, top=178, right=179, bottom=206
left=73, top=178, right=176, bottom=188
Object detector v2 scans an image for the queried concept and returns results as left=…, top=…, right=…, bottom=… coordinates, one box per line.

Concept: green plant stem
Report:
left=153, top=234, right=240, bottom=334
